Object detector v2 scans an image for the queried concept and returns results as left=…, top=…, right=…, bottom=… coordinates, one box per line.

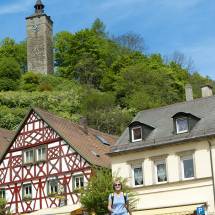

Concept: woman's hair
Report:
left=113, top=179, right=122, bottom=191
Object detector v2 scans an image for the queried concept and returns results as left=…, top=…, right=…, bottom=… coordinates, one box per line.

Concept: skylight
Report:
left=96, top=135, right=110, bottom=146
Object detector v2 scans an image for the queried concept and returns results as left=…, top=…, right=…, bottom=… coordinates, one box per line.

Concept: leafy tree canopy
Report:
left=0, top=19, right=214, bottom=135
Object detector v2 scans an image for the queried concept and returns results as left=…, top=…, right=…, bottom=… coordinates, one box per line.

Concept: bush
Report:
left=0, top=57, right=21, bottom=80
left=0, top=57, right=21, bottom=91
left=0, top=78, right=18, bottom=91
left=0, top=90, right=82, bottom=130
left=19, top=72, right=39, bottom=91
left=80, top=168, right=137, bottom=215
left=0, top=198, right=11, bottom=215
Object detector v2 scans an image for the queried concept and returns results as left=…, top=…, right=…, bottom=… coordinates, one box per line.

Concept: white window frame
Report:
left=48, top=180, right=59, bottom=195
left=154, top=160, right=167, bottom=183
left=23, top=184, right=32, bottom=199
left=73, top=175, right=84, bottom=190
left=36, top=146, right=47, bottom=162
left=131, top=126, right=142, bottom=142
left=132, top=165, right=144, bottom=187
left=23, top=149, right=34, bottom=164
left=0, top=188, right=6, bottom=199
left=176, top=117, right=189, bottom=134
left=181, top=155, right=195, bottom=180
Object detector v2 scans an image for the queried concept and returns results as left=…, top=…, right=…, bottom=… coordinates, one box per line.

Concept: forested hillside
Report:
left=0, top=19, right=214, bottom=134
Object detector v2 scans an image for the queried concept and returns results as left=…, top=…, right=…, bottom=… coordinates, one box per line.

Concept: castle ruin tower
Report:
left=26, top=0, right=54, bottom=74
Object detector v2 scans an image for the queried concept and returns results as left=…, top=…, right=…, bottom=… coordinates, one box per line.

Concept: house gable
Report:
left=0, top=110, right=91, bottom=213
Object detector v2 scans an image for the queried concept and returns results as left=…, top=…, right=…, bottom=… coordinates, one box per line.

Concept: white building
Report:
left=110, top=85, right=215, bottom=215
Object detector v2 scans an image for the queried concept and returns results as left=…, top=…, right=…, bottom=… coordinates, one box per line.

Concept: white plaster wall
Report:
left=111, top=138, right=215, bottom=213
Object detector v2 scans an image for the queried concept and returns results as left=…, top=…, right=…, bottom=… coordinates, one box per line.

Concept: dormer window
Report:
left=129, top=121, right=154, bottom=143
left=131, top=127, right=142, bottom=142
left=172, top=112, right=200, bottom=135
left=176, top=118, right=188, bottom=134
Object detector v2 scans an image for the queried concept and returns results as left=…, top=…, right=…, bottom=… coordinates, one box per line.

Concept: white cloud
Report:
left=0, top=0, right=34, bottom=15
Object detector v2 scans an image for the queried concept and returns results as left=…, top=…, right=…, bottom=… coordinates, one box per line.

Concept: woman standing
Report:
left=108, top=180, right=131, bottom=215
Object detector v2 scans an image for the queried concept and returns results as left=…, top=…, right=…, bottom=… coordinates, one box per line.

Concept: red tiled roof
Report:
left=0, top=128, right=15, bottom=159
left=34, top=108, right=117, bottom=168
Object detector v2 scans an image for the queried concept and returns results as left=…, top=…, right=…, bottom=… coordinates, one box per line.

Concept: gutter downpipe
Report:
left=208, top=139, right=215, bottom=211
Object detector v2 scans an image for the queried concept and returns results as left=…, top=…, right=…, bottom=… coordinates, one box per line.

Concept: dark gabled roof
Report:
left=33, top=108, right=117, bottom=167
left=0, top=128, right=15, bottom=159
left=110, top=95, right=215, bottom=154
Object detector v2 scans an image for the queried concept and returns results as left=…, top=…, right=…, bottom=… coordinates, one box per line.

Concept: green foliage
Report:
left=0, top=38, right=27, bottom=73
left=0, top=57, right=21, bottom=80
left=80, top=168, right=112, bottom=214
left=188, top=72, right=215, bottom=98
left=0, top=198, right=11, bottom=215
left=55, top=28, right=121, bottom=89
left=79, top=168, right=136, bottom=215
left=20, top=72, right=40, bottom=91
left=0, top=57, right=21, bottom=91
left=0, top=89, right=82, bottom=130
left=82, top=90, right=133, bottom=134
left=91, top=18, right=106, bottom=37
left=0, top=19, right=214, bottom=135
left=19, top=72, right=80, bottom=92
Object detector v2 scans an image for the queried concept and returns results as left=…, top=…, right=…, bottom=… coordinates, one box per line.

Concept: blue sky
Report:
left=0, top=0, right=214, bottom=79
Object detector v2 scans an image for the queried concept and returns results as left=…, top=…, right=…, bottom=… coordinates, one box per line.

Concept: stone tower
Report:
left=26, top=0, right=53, bottom=74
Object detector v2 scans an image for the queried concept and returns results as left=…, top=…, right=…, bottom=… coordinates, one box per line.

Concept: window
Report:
left=176, top=118, right=188, bottom=134
left=131, top=127, right=142, bottom=142
left=36, top=147, right=46, bottom=162
left=23, top=184, right=32, bottom=199
left=0, top=189, right=6, bottom=199
left=132, top=166, right=143, bottom=186
left=23, top=149, right=34, bottom=164
left=155, top=160, right=167, bottom=183
left=73, top=175, right=84, bottom=189
left=181, top=155, right=194, bottom=179
left=48, top=180, right=58, bottom=195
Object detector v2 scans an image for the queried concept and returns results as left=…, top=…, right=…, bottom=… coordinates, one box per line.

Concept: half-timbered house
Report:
left=0, top=107, right=116, bottom=214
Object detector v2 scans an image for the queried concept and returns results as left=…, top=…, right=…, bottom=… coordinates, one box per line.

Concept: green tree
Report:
left=0, top=57, right=21, bottom=91
left=112, top=54, right=187, bottom=109
left=0, top=198, right=11, bottom=215
left=20, top=72, right=40, bottom=91
left=55, top=28, right=120, bottom=88
left=81, top=90, right=132, bottom=134
left=91, top=18, right=106, bottom=37
left=188, top=72, right=215, bottom=98
left=0, top=38, right=27, bottom=72
left=80, top=168, right=136, bottom=215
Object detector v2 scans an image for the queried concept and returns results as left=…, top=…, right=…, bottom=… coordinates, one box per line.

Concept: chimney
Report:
left=185, top=84, right=193, bottom=101
left=201, top=85, right=213, bottom=98
left=79, top=117, right=88, bottom=134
